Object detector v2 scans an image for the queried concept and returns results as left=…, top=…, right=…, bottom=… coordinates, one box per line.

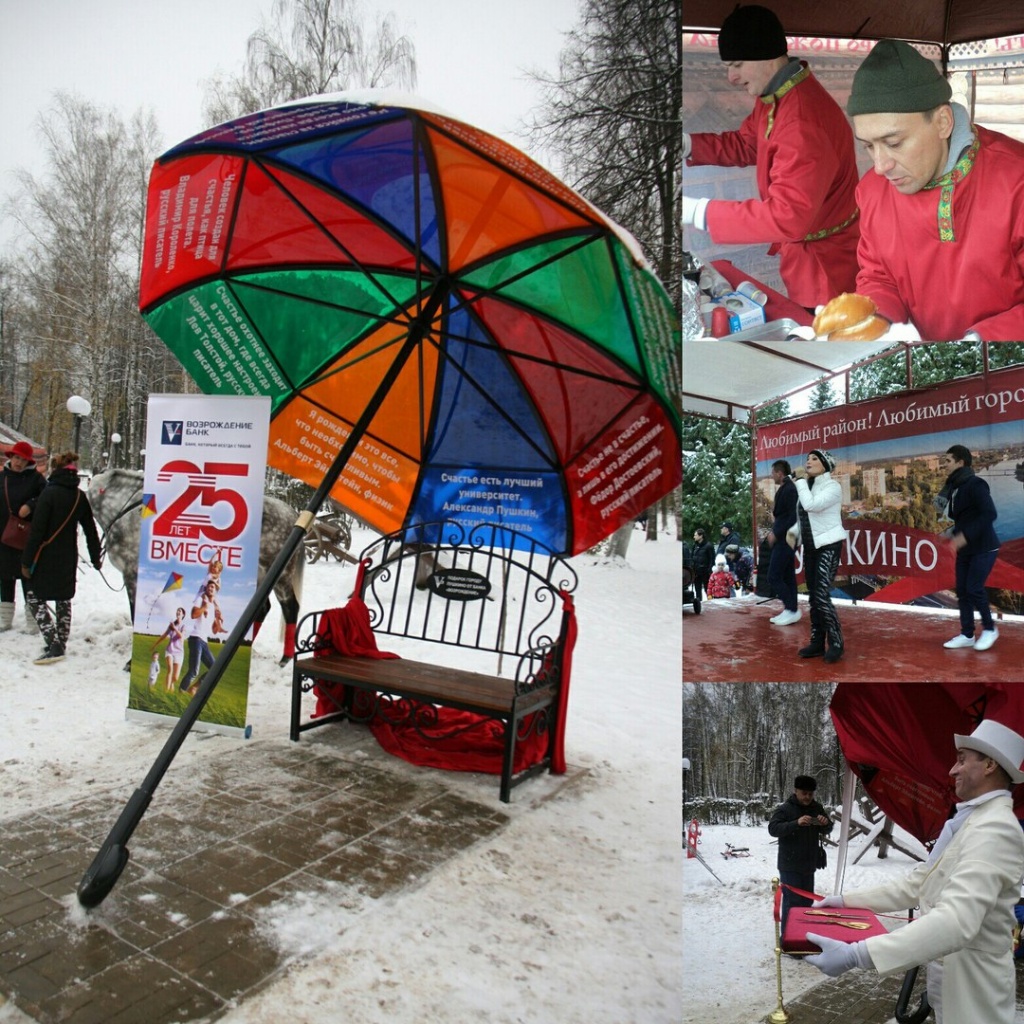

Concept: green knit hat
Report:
left=847, top=40, right=952, bottom=116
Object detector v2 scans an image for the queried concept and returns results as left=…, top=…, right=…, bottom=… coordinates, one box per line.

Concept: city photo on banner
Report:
left=125, top=394, right=271, bottom=737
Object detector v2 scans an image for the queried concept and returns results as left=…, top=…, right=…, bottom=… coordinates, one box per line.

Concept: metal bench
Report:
left=290, top=521, right=578, bottom=801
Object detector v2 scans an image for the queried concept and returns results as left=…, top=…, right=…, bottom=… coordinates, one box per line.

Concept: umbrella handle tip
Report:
left=77, top=843, right=130, bottom=909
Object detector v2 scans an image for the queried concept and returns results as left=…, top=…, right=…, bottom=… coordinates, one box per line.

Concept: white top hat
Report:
left=954, top=720, right=1024, bottom=785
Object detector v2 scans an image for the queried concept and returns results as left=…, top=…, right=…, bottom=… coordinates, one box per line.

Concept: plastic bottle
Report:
left=736, top=281, right=768, bottom=307
left=699, top=264, right=733, bottom=299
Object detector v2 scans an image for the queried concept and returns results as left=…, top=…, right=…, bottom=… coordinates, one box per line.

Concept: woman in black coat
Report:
left=22, top=451, right=102, bottom=664
left=0, top=441, right=46, bottom=631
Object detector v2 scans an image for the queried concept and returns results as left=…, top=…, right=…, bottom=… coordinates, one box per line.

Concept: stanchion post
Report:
left=767, top=877, right=792, bottom=1023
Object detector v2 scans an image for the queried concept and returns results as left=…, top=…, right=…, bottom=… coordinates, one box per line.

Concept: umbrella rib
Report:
left=231, top=274, right=420, bottom=328
left=425, top=117, right=604, bottom=231
left=254, top=155, right=428, bottom=314
left=457, top=231, right=601, bottom=291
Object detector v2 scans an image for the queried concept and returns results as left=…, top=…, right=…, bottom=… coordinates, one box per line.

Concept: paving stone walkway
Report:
left=768, top=957, right=1024, bottom=1023
left=0, top=740, right=513, bottom=1024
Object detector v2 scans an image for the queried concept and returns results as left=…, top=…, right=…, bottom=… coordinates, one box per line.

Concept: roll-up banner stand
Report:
left=125, top=395, right=271, bottom=738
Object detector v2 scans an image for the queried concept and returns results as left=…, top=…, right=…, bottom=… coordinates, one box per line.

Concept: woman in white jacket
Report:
left=787, top=449, right=847, bottom=662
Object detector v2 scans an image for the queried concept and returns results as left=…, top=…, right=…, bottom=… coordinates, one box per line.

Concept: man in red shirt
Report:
left=848, top=39, right=1024, bottom=339
left=683, top=5, right=860, bottom=309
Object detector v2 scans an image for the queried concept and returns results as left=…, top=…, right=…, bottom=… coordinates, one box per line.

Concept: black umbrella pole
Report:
left=77, top=326, right=430, bottom=908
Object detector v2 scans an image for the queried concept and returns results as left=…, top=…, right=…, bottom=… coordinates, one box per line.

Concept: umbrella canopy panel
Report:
left=830, top=683, right=1024, bottom=844
left=139, top=97, right=681, bottom=554
left=683, top=1, right=1024, bottom=48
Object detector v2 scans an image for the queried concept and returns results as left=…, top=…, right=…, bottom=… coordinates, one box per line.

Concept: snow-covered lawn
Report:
left=0, top=524, right=681, bottom=1024
left=683, top=820, right=1024, bottom=1024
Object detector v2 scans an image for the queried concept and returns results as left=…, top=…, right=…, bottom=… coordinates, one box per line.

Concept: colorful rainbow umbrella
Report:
left=77, top=95, right=680, bottom=907
left=137, top=91, right=681, bottom=553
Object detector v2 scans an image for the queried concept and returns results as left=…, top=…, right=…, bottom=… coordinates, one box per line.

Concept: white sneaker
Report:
left=772, top=609, right=802, bottom=626
left=974, top=628, right=999, bottom=652
left=943, top=634, right=975, bottom=649
left=769, top=611, right=785, bottom=623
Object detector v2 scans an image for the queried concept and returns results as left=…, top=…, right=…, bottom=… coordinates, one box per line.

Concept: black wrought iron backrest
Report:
left=358, top=521, right=577, bottom=661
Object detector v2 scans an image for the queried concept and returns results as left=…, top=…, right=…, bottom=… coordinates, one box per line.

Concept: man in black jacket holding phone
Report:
left=768, top=774, right=834, bottom=932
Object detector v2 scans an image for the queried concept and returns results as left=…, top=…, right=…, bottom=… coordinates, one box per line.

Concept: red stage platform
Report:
left=682, top=597, right=1024, bottom=683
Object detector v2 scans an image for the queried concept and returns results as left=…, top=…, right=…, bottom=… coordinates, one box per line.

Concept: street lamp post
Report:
left=66, top=396, right=91, bottom=454
left=110, top=432, right=122, bottom=468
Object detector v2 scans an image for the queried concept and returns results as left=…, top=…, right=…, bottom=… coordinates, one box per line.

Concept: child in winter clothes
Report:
left=707, top=554, right=737, bottom=599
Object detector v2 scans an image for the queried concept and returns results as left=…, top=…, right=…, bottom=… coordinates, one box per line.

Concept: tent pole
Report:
left=834, top=763, right=856, bottom=895
left=77, top=285, right=448, bottom=909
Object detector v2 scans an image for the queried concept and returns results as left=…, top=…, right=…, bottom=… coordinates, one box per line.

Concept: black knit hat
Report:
left=847, top=39, right=952, bottom=116
left=718, top=5, right=788, bottom=62
left=794, top=775, right=817, bottom=791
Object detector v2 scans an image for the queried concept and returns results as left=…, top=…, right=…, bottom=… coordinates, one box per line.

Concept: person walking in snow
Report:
left=21, top=451, right=103, bottom=664
left=0, top=441, right=45, bottom=633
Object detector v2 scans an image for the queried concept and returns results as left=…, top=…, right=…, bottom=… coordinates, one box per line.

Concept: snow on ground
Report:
left=683, top=820, right=1024, bottom=1024
left=0, top=523, right=681, bottom=1024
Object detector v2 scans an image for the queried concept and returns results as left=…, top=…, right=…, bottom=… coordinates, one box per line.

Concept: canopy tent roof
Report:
left=683, top=1, right=1024, bottom=49
left=681, top=340, right=902, bottom=421
left=0, top=421, right=46, bottom=467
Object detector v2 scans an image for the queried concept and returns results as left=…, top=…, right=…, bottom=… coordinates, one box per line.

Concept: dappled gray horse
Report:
left=89, top=469, right=304, bottom=663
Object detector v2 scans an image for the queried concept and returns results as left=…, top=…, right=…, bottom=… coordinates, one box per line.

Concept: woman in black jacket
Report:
left=22, top=452, right=102, bottom=664
left=0, top=441, right=46, bottom=631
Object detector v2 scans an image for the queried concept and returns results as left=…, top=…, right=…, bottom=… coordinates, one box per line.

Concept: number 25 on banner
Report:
left=151, top=460, right=249, bottom=541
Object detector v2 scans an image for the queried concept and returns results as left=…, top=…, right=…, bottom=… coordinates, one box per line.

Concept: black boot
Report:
left=799, top=636, right=826, bottom=658
left=823, top=645, right=844, bottom=664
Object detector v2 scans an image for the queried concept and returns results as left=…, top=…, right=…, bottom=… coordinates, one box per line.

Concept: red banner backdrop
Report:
left=756, top=367, right=1024, bottom=600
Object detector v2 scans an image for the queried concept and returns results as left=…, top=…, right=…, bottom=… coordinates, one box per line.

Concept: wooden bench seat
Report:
left=290, top=521, right=578, bottom=802
left=293, top=654, right=553, bottom=716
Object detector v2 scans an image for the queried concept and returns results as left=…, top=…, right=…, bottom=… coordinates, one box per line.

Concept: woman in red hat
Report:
left=0, top=441, right=46, bottom=632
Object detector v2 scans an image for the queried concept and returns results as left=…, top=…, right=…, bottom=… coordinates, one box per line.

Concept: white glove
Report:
left=805, top=934, right=872, bottom=978
left=683, top=132, right=691, bottom=159
left=878, top=321, right=921, bottom=341
left=682, top=195, right=710, bottom=231
left=811, top=895, right=845, bottom=909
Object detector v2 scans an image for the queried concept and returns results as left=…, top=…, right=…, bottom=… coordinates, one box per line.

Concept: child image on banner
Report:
left=149, top=606, right=187, bottom=691
left=128, top=548, right=255, bottom=730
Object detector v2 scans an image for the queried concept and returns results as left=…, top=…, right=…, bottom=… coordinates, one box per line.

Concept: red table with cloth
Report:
left=712, top=260, right=813, bottom=327
left=311, top=562, right=577, bottom=777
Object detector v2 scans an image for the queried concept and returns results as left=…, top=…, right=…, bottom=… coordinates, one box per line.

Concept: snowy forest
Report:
left=0, top=0, right=682, bottom=529
left=682, top=683, right=845, bottom=822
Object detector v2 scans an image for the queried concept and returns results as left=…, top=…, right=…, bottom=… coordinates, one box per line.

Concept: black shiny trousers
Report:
left=803, top=541, right=843, bottom=652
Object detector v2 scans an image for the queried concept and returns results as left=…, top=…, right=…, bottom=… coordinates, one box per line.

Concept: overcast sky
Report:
left=0, top=0, right=579, bottom=251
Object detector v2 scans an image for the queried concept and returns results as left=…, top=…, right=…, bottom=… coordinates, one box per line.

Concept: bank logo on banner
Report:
left=126, top=395, right=271, bottom=738
left=162, top=420, right=183, bottom=445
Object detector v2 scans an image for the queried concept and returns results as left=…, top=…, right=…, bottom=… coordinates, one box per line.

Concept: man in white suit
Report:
left=805, top=719, right=1024, bottom=1024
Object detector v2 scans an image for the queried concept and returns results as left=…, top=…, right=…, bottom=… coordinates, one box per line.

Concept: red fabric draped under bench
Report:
left=311, top=585, right=577, bottom=777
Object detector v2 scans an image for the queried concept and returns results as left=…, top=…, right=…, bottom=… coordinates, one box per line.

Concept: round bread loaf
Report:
left=813, top=294, right=889, bottom=340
